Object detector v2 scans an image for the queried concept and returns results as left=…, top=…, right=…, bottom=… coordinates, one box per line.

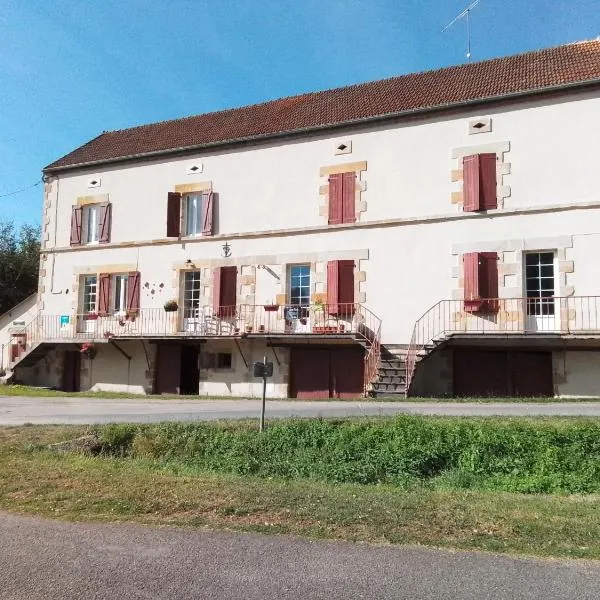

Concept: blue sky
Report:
left=1, top=0, right=599, bottom=226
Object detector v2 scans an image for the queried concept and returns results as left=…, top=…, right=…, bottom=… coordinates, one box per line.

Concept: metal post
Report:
left=259, top=355, right=267, bottom=432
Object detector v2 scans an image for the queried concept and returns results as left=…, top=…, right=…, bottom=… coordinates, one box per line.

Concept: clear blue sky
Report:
left=1, top=0, right=599, bottom=227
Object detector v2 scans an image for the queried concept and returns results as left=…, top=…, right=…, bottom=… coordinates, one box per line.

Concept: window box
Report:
left=312, top=326, right=338, bottom=335
left=84, top=313, right=99, bottom=321
left=263, top=304, right=279, bottom=312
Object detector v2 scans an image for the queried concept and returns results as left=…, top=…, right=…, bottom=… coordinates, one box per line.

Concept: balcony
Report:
left=405, top=295, right=600, bottom=392
left=24, top=303, right=380, bottom=345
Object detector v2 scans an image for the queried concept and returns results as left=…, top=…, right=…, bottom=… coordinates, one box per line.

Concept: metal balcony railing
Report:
left=405, top=295, right=600, bottom=395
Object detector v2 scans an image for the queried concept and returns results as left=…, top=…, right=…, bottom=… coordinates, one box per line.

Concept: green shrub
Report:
left=95, top=416, right=600, bottom=494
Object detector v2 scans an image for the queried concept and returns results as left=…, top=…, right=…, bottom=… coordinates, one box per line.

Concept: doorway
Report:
left=180, top=345, right=200, bottom=395
left=63, top=351, right=81, bottom=392
left=525, top=251, right=557, bottom=331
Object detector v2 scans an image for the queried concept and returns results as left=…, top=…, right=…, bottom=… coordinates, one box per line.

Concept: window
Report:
left=463, top=153, right=497, bottom=212
left=183, top=271, right=202, bottom=318
left=112, top=274, right=129, bottom=314
left=328, top=172, right=356, bottom=225
left=289, top=265, right=311, bottom=306
left=203, top=352, right=233, bottom=369
left=82, top=275, right=97, bottom=314
left=184, top=193, right=204, bottom=236
left=463, top=252, right=499, bottom=313
left=83, top=205, right=101, bottom=243
left=525, top=252, right=555, bottom=316
left=217, top=353, right=232, bottom=369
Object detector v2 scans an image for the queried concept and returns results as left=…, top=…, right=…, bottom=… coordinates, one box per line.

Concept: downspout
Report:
left=47, top=175, right=62, bottom=295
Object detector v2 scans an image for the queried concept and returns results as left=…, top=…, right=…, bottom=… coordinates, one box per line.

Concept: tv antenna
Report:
left=442, top=0, right=481, bottom=61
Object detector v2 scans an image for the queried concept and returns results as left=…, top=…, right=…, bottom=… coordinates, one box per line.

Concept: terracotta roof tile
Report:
left=45, top=40, right=600, bottom=171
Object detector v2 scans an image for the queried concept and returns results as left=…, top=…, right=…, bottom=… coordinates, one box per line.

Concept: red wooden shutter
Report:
left=480, top=252, right=499, bottom=313
left=328, top=173, right=343, bottom=225
left=167, top=192, right=181, bottom=238
left=341, top=172, right=356, bottom=223
left=327, top=261, right=340, bottom=314
left=99, top=203, right=112, bottom=243
left=337, top=260, right=355, bottom=317
left=479, top=153, right=497, bottom=210
left=201, top=191, right=213, bottom=236
left=212, top=268, right=222, bottom=316
left=97, top=274, right=111, bottom=316
left=463, top=253, right=481, bottom=313
left=463, top=155, right=480, bottom=212
left=126, top=271, right=141, bottom=315
left=70, top=206, right=83, bottom=246
left=214, top=267, right=236, bottom=318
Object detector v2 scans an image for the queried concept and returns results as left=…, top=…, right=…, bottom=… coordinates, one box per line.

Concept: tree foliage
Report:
left=0, top=222, right=40, bottom=314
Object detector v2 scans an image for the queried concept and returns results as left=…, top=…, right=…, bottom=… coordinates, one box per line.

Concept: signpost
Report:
left=252, top=356, right=273, bottom=432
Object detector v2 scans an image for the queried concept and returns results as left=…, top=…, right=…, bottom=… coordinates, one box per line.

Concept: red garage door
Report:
left=290, top=347, right=364, bottom=399
left=453, top=349, right=553, bottom=397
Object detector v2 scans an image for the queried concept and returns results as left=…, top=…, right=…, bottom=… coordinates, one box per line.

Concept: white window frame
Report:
left=288, top=264, right=311, bottom=307
left=83, top=204, right=101, bottom=244
left=183, top=193, right=204, bottom=237
left=112, top=274, right=129, bottom=314
left=82, top=275, right=97, bottom=314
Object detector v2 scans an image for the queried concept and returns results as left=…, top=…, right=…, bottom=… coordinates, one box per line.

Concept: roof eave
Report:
left=43, top=77, right=600, bottom=174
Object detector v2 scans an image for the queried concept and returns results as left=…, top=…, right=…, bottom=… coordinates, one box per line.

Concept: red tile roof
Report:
left=45, top=40, right=600, bottom=172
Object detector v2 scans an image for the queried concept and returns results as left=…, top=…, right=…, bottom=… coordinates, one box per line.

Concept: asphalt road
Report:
left=1, top=511, right=599, bottom=600
left=2, top=396, right=600, bottom=425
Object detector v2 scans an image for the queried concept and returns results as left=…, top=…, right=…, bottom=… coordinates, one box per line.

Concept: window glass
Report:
left=184, top=193, right=203, bottom=236
left=289, top=264, right=310, bottom=306
left=183, top=271, right=202, bottom=317
left=84, top=205, right=100, bottom=243
left=525, top=252, right=555, bottom=316
left=82, top=275, right=97, bottom=313
left=113, top=274, right=128, bottom=313
left=217, top=353, right=232, bottom=369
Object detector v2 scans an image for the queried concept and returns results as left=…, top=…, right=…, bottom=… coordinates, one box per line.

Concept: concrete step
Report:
left=370, top=389, right=406, bottom=398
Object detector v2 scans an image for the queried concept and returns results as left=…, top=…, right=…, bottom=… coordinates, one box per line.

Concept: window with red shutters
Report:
left=463, top=252, right=499, bottom=313
left=328, top=172, right=356, bottom=225
left=463, top=153, right=497, bottom=212
left=213, top=266, right=237, bottom=318
left=167, top=192, right=181, bottom=238
left=126, top=271, right=141, bottom=315
left=327, top=260, right=355, bottom=315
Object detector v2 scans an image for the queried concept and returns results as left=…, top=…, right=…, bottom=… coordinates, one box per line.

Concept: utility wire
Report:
left=0, top=180, right=42, bottom=199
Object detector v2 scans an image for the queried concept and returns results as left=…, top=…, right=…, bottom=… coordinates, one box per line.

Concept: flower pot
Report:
left=263, top=305, right=278, bottom=312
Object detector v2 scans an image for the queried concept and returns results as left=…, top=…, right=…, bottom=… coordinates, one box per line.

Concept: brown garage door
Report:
left=290, top=347, right=364, bottom=399
left=453, top=349, right=553, bottom=398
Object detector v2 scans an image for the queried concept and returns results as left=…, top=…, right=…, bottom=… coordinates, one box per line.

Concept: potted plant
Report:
left=163, top=299, right=178, bottom=312
left=80, top=342, right=97, bottom=359
left=103, top=331, right=113, bottom=339
left=263, top=300, right=278, bottom=312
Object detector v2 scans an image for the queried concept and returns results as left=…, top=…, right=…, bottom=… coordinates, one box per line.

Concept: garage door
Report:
left=453, top=349, right=553, bottom=398
left=290, top=347, right=364, bottom=399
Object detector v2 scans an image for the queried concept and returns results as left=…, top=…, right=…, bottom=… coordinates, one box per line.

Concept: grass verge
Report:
left=2, top=384, right=600, bottom=402
left=1, top=424, right=600, bottom=559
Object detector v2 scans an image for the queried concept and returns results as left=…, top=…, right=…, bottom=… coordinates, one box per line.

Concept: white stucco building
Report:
left=5, top=40, right=600, bottom=398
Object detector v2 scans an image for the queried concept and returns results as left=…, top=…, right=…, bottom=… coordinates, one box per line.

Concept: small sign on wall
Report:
left=60, top=315, right=70, bottom=328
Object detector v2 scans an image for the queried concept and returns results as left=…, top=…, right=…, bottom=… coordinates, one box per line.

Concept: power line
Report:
left=0, top=180, right=42, bottom=199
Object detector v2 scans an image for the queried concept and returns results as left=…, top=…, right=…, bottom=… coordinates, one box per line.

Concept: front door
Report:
left=525, top=252, right=558, bottom=332
left=180, top=345, right=200, bottom=395
left=62, top=351, right=81, bottom=392
left=154, top=344, right=182, bottom=394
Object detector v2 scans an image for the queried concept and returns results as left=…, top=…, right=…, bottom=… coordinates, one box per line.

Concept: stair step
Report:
left=370, top=390, right=406, bottom=397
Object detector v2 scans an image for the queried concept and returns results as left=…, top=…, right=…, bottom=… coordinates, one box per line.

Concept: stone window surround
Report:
left=451, top=235, right=575, bottom=332
left=174, top=181, right=213, bottom=239
left=450, top=141, right=511, bottom=210
left=319, top=161, right=368, bottom=223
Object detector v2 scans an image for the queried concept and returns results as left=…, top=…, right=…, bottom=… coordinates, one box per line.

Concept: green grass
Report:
left=2, top=384, right=600, bottom=402
left=1, top=423, right=600, bottom=559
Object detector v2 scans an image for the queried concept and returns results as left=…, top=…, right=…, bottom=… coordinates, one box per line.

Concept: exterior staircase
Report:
left=369, top=345, right=407, bottom=397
